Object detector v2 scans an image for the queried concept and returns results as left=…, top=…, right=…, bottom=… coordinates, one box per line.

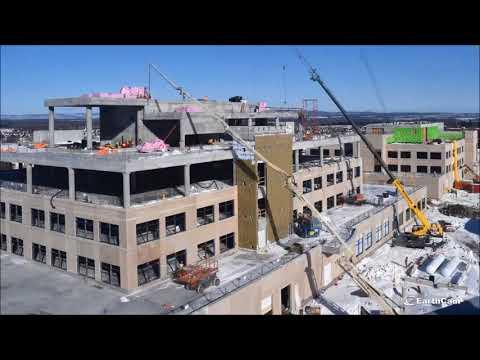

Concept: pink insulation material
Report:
left=257, top=101, right=267, bottom=112
left=81, top=86, right=150, bottom=99
left=136, top=139, right=169, bottom=153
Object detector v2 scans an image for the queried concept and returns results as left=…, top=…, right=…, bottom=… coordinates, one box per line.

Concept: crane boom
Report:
left=296, top=50, right=443, bottom=238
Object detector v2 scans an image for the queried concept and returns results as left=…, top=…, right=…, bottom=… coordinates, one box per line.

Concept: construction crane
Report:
left=149, top=63, right=398, bottom=315
left=296, top=50, right=444, bottom=240
left=452, top=140, right=462, bottom=187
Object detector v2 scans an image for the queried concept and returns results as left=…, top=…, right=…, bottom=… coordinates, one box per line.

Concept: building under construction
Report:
left=1, top=93, right=435, bottom=314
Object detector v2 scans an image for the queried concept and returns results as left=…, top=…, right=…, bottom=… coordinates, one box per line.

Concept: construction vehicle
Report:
left=345, top=193, right=366, bottom=206
left=452, top=142, right=480, bottom=193
left=462, top=164, right=480, bottom=183
left=294, top=213, right=322, bottom=238
left=149, top=63, right=399, bottom=315
left=173, top=258, right=220, bottom=294
left=296, top=50, right=444, bottom=242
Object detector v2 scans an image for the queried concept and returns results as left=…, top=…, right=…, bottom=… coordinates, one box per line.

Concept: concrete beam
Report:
left=68, top=168, right=75, bottom=201
left=293, top=135, right=360, bottom=150
left=86, top=106, right=93, bottom=150
left=123, top=172, right=130, bottom=208
left=48, top=107, right=55, bottom=147
left=184, top=164, right=190, bottom=196
left=44, top=97, right=148, bottom=107
left=26, top=164, right=32, bottom=194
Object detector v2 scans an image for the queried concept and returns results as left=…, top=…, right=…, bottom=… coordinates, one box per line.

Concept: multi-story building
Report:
left=360, top=122, right=478, bottom=199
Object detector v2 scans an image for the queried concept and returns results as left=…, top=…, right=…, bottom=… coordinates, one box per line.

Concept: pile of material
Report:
left=136, top=139, right=169, bottom=153
left=81, top=86, right=150, bottom=99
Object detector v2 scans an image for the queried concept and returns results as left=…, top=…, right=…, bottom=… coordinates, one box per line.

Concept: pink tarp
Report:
left=136, top=139, right=169, bottom=153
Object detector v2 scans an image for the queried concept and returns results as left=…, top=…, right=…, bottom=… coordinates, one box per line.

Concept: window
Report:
left=32, top=243, right=46, bottom=263
left=417, top=165, right=428, bottom=173
left=136, top=220, right=159, bottom=244
left=166, top=213, right=186, bottom=236
left=100, top=222, right=119, bottom=246
left=314, top=201, right=322, bottom=213
left=137, top=260, right=160, bottom=286
left=334, top=149, right=341, bottom=157
left=398, top=212, right=404, bottom=226
left=50, top=212, right=65, bottom=233
left=356, top=186, right=361, bottom=194
left=375, top=224, right=382, bottom=242
left=219, top=200, right=234, bottom=220
left=388, top=164, right=398, bottom=172
left=302, top=179, right=312, bottom=194
left=400, top=151, right=411, bottom=159
left=327, top=196, right=335, bottom=209
left=167, top=250, right=187, bottom=274
left=422, top=198, right=426, bottom=210
left=31, top=209, right=45, bottom=228
left=10, top=204, right=22, bottom=223
left=12, top=237, right=23, bottom=256
left=336, top=171, right=343, bottom=184
left=1, top=234, right=6, bottom=251
left=388, top=151, right=398, bottom=158
left=355, top=238, right=363, bottom=256
left=220, top=232, right=235, bottom=253
left=336, top=193, right=344, bottom=206
left=400, top=165, right=411, bottom=173
left=347, top=168, right=353, bottom=180
left=101, top=262, right=121, bottom=287
left=374, top=165, right=382, bottom=173
left=302, top=206, right=312, bottom=217
left=78, top=256, right=95, bottom=279
left=51, top=248, right=67, bottom=270
left=355, top=166, right=361, bottom=177
left=197, top=205, right=214, bottom=226
left=314, top=177, right=322, bottom=190
left=384, top=220, right=389, bottom=236
left=430, top=152, right=441, bottom=159
left=0, top=202, right=5, bottom=219
left=406, top=208, right=411, bottom=221
left=417, top=152, right=428, bottom=159
left=364, top=232, right=373, bottom=249
left=326, top=173, right=334, bottom=186
left=198, top=240, right=215, bottom=259
left=323, top=149, right=330, bottom=157
left=76, top=217, right=94, bottom=240
left=430, top=166, right=442, bottom=174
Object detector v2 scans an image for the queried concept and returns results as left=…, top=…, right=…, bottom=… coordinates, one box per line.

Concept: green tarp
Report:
left=387, top=125, right=463, bottom=144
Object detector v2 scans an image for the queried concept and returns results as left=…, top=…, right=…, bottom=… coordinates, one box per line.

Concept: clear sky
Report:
left=1, top=45, right=478, bottom=114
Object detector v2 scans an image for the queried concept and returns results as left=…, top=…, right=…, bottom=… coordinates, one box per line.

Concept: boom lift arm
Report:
left=296, top=50, right=443, bottom=238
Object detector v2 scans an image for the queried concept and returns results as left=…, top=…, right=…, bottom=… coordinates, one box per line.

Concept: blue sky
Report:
left=1, top=45, right=478, bottom=114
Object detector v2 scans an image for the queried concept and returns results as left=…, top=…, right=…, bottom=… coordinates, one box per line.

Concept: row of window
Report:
left=137, top=233, right=235, bottom=286
left=386, top=151, right=457, bottom=160
left=0, top=236, right=122, bottom=287
left=136, top=200, right=234, bottom=245
left=1, top=202, right=120, bottom=245
left=355, top=220, right=391, bottom=256
left=301, top=166, right=360, bottom=194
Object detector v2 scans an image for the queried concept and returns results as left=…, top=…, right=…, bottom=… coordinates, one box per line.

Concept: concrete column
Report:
left=48, top=106, right=55, bottom=146
left=275, top=117, right=280, bottom=128
left=248, top=118, right=253, bottom=141
left=86, top=106, right=93, bottom=150
left=319, top=146, right=323, bottom=165
left=184, top=164, right=191, bottom=197
left=136, top=108, right=144, bottom=145
left=123, top=172, right=130, bottom=208
left=179, top=116, right=185, bottom=151
left=294, top=149, right=300, bottom=172
left=232, top=161, right=237, bottom=185
left=68, top=168, right=75, bottom=201
left=354, top=141, right=360, bottom=158
left=26, top=164, right=32, bottom=194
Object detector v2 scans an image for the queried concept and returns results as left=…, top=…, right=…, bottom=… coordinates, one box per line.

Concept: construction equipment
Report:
left=294, top=212, right=322, bottom=238
left=462, top=164, right=480, bottom=182
left=149, top=63, right=398, bottom=315
left=452, top=140, right=462, bottom=188
left=173, top=258, right=220, bottom=293
left=296, top=50, right=444, bottom=240
left=345, top=193, right=366, bottom=206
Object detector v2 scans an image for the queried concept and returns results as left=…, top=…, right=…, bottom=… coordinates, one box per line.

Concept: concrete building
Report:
left=1, top=94, right=429, bottom=314
left=359, top=122, right=478, bottom=199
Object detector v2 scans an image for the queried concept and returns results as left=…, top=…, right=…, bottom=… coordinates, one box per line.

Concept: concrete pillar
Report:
left=68, top=168, right=75, bottom=201
left=248, top=118, right=253, bottom=141
left=179, top=116, right=185, bottom=151
left=319, top=146, right=323, bottom=165
left=232, top=161, right=236, bottom=185
left=123, top=172, right=130, bottom=208
left=86, top=106, right=93, bottom=150
left=275, top=117, right=280, bottom=128
left=184, top=164, right=191, bottom=197
left=26, top=164, right=32, bottom=194
left=48, top=106, right=55, bottom=146
left=136, top=108, right=144, bottom=145
left=294, top=149, right=300, bottom=172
